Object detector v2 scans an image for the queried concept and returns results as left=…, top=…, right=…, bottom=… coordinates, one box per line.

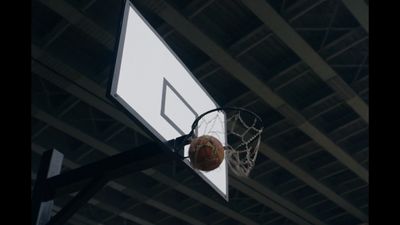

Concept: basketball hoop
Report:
left=184, top=107, right=264, bottom=177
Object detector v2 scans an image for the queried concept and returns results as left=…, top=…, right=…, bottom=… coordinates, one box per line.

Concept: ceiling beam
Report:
left=287, top=0, right=329, bottom=23
left=38, top=0, right=114, bottom=50
left=146, top=0, right=368, bottom=182
left=39, top=0, right=216, bottom=52
left=229, top=177, right=312, bottom=225
left=33, top=0, right=109, bottom=141
left=197, top=28, right=367, bottom=104
left=53, top=204, right=100, bottom=225
left=142, top=169, right=260, bottom=225
left=258, top=142, right=368, bottom=222
left=32, top=49, right=111, bottom=103
left=193, top=1, right=353, bottom=82
left=155, top=202, right=204, bottom=224
left=240, top=0, right=368, bottom=124
left=40, top=0, right=98, bottom=49
left=341, top=0, right=369, bottom=33
left=107, top=182, right=207, bottom=225
left=236, top=176, right=328, bottom=225
left=31, top=56, right=149, bottom=140
left=184, top=0, right=216, bottom=20
left=147, top=170, right=331, bottom=225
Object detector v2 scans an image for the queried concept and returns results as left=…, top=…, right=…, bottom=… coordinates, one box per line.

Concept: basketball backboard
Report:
left=110, top=1, right=228, bottom=201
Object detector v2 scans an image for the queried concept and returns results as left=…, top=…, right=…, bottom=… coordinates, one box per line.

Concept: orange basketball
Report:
left=189, top=135, right=225, bottom=171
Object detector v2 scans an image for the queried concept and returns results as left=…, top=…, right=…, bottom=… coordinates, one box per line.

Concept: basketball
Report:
left=189, top=135, right=225, bottom=171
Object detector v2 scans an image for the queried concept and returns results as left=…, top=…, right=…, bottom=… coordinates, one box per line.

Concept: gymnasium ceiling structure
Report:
left=32, top=0, right=369, bottom=224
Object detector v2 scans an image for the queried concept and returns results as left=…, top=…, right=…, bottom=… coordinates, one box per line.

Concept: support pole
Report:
left=32, top=149, right=64, bottom=225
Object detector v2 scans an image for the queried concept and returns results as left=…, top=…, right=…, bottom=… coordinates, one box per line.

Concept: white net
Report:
left=192, top=108, right=263, bottom=177
left=194, top=111, right=226, bottom=143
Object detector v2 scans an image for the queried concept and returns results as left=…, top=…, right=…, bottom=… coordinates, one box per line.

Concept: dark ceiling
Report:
left=31, top=0, right=369, bottom=225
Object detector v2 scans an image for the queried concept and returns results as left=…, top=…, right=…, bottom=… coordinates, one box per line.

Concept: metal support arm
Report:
left=32, top=135, right=188, bottom=225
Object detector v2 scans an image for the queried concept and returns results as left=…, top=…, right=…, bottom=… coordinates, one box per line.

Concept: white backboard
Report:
left=110, top=1, right=228, bottom=201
